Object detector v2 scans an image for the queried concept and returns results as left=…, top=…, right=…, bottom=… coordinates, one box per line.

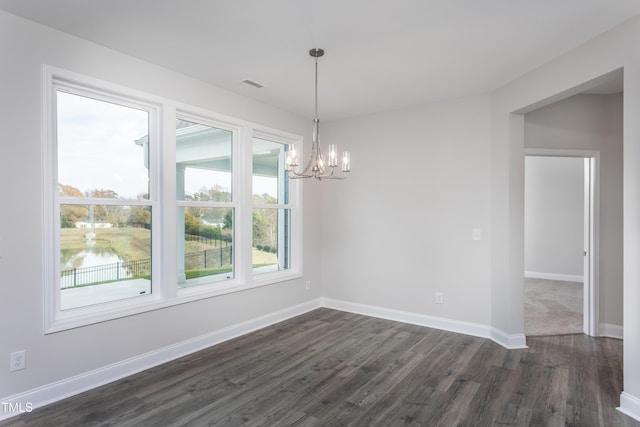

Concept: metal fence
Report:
left=60, top=258, right=151, bottom=289
left=60, top=246, right=233, bottom=289
left=184, top=246, right=232, bottom=270
left=185, top=233, right=230, bottom=247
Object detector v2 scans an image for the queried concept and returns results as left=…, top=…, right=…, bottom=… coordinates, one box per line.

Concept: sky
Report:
left=57, top=91, right=277, bottom=200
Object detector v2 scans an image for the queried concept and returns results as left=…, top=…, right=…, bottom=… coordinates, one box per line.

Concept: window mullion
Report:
left=177, top=201, right=236, bottom=209
left=252, top=203, right=291, bottom=209
left=161, top=104, right=178, bottom=298
left=58, top=197, right=153, bottom=206
left=236, top=127, right=254, bottom=285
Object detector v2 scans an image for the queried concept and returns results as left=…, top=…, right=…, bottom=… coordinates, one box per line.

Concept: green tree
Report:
left=184, top=211, right=200, bottom=234
left=252, top=209, right=276, bottom=249
left=223, top=209, right=233, bottom=230
left=129, top=206, right=151, bottom=227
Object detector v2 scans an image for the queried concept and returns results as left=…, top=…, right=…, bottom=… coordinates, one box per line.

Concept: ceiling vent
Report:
left=242, top=79, right=264, bottom=89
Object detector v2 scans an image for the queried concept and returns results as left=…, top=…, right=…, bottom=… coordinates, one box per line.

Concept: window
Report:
left=55, top=89, right=155, bottom=311
left=176, top=117, right=235, bottom=288
left=43, top=66, right=301, bottom=332
left=252, top=137, right=291, bottom=275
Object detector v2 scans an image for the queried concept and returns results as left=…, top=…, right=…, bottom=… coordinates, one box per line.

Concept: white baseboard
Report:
left=1, top=296, right=534, bottom=421
left=618, top=392, right=640, bottom=422
left=524, top=271, right=583, bottom=283
left=599, top=323, right=623, bottom=339
left=490, top=327, right=528, bottom=349
left=321, top=297, right=527, bottom=350
left=0, top=298, right=322, bottom=421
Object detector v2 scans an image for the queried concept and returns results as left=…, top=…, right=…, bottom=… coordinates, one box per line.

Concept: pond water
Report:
left=61, top=243, right=123, bottom=268
left=60, top=243, right=132, bottom=287
left=62, top=248, right=121, bottom=268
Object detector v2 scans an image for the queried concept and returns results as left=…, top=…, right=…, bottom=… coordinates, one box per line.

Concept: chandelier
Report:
left=286, top=48, right=350, bottom=180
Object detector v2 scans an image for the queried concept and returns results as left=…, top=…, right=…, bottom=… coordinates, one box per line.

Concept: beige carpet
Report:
left=524, top=277, right=583, bottom=336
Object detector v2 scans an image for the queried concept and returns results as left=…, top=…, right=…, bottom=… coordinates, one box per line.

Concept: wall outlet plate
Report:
left=10, top=350, right=25, bottom=372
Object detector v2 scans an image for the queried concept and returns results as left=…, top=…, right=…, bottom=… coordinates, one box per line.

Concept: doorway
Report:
left=524, top=151, right=598, bottom=336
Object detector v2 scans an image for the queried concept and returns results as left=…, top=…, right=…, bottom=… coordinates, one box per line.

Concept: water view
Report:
left=59, top=226, right=153, bottom=310
left=61, top=245, right=133, bottom=287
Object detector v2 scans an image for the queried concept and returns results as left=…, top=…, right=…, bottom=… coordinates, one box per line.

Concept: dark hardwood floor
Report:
left=2, top=308, right=638, bottom=426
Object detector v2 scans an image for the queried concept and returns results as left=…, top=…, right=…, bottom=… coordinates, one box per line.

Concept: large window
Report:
left=44, top=67, right=301, bottom=332
left=55, top=89, right=155, bottom=311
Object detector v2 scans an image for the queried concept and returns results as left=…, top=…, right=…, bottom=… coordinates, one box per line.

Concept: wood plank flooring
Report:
left=1, top=308, right=638, bottom=426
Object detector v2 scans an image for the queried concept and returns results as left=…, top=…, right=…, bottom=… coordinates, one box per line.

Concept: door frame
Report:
left=525, top=148, right=600, bottom=336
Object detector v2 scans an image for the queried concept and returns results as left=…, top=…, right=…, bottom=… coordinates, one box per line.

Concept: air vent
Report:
left=242, top=79, right=264, bottom=89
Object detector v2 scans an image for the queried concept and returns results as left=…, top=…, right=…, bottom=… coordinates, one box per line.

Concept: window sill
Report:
left=45, top=270, right=303, bottom=334
left=176, top=270, right=303, bottom=302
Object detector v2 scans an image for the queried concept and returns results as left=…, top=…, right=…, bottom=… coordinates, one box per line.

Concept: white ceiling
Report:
left=0, top=0, right=637, bottom=121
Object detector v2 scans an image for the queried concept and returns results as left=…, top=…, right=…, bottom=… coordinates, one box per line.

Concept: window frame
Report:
left=174, top=111, right=240, bottom=293
left=251, top=131, right=299, bottom=278
left=42, top=66, right=303, bottom=333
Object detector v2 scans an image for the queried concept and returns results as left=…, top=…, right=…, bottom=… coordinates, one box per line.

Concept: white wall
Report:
left=321, top=94, right=493, bottom=326
left=0, top=10, right=321, bottom=400
left=524, top=94, right=624, bottom=328
left=524, top=156, right=584, bottom=278
left=492, top=15, right=640, bottom=418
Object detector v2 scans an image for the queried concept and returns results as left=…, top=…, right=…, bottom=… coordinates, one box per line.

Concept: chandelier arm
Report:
left=316, top=173, right=347, bottom=180
left=287, top=170, right=313, bottom=179
left=313, top=166, right=349, bottom=180
left=301, top=148, right=317, bottom=174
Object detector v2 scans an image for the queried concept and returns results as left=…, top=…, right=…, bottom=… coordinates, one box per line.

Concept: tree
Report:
left=252, top=209, right=276, bottom=249
left=89, top=188, right=119, bottom=199
left=184, top=211, right=201, bottom=235
left=189, top=185, right=231, bottom=203
left=223, top=209, right=233, bottom=230
left=129, top=206, right=151, bottom=227
left=87, top=189, right=120, bottom=222
left=58, top=183, right=87, bottom=227
left=58, top=183, right=83, bottom=198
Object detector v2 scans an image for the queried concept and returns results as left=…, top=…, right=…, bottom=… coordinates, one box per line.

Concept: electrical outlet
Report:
left=435, top=292, right=444, bottom=304
left=10, top=350, right=25, bottom=372
left=305, top=280, right=311, bottom=290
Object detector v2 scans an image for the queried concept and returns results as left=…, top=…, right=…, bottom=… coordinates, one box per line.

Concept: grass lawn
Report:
left=252, top=248, right=277, bottom=265
left=60, top=227, right=151, bottom=261
left=184, top=249, right=277, bottom=279
left=61, top=227, right=278, bottom=270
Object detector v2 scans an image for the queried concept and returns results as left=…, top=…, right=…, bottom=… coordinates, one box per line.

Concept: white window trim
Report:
left=174, top=110, right=242, bottom=293
left=42, top=65, right=303, bottom=334
left=251, top=129, right=302, bottom=282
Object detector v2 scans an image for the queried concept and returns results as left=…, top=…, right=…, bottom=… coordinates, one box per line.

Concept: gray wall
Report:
left=321, top=94, right=493, bottom=325
left=524, top=156, right=585, bottom=279
left=524, top=94, right=623, bottom=327
left=0, top=10, right=321, bottom=398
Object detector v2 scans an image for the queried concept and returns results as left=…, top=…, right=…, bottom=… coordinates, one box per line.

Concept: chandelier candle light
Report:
left=286, top=48, right=351, bottom=180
